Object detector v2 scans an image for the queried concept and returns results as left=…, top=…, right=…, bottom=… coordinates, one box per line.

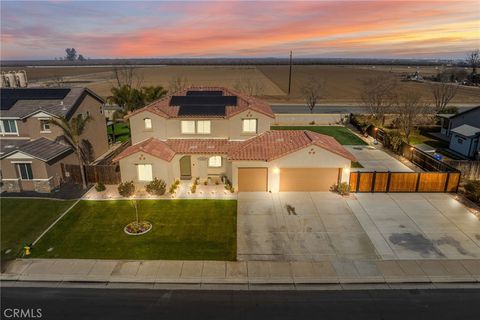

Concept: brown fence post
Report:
left=415, top=173, right=421, bottom=192
left=371, top=171, right=376, bottom=193
left=356, top=172, right=361, bottom=193
left=386, top=171, right=391, bottom=192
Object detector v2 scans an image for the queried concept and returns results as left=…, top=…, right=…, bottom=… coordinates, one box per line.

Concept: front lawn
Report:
left=271, top=126, right=367, bottom=145
left=107, top=123, right=130, bottom=142
left=31, top=200, right=237, bottom=260
left=1, top=199, right=75, bottom=260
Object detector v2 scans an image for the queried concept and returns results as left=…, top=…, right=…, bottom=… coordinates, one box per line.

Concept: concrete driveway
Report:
left=237, top=192, right=378, bottom=261
left=348, top=193, right=480, bottom=260
left=237, top=192, right=480, bottom=262
left=345, top=145, right=413, bottom=172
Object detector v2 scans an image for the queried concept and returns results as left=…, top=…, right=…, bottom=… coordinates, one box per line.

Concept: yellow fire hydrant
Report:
left=24, top=245, right=31, bottom=256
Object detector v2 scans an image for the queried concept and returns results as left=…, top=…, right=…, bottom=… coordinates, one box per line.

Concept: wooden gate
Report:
left=349, top=171, right=460, bottom=193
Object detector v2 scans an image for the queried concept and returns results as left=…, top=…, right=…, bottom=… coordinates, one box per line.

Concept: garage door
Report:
left=280, top=168, right=339, bottom=192
left=238, top=168, right=268, bottom=192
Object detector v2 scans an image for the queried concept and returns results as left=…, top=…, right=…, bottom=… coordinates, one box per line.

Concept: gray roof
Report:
left=451, top=124, right=480, bottom=137
left=0, top=137, right=72, bottom=161
left=0, top=87, right=104, bottom=119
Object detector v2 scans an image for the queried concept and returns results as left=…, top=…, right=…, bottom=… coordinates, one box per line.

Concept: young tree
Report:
left=168, top=75, right=189, bottom=92
left=429, top=82, right=458, bottom=113
left=234, top=77, right=265, bottom=96
left=394, top=91, right=432, bottom=144
left=466, top=49, right=480, bottom=74
left=49, top=114, right=92, bottom=189
left=302, top=77, right=324, bottom=113
left=112, top=64, right=144, bottom=88
left=360, top=74, right=397, bottom=126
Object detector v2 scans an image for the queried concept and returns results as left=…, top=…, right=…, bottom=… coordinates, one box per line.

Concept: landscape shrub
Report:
left=464, top=180, right=480, bottom=203
left=118, top=181, right=135, bottom=197
left=145, top=178, right=167, bottom=195
left=332, top=182, right=350, bottom=196
left=95, top=182, right=106, bottom=192
left=190, top=184, right=197, bottom=194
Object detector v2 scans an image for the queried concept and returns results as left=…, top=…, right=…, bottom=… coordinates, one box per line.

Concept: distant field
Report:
left=6, top=64, right=480, bottom=104
left=258, top=65, right=480, bottom=104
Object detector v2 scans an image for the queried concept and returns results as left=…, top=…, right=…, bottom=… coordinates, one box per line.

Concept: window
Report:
left=137, top=164, right=153, bottom=181
left=181, top=121, right=196, bottom=134
left=144, top=118, right=152, bottom=130
left=0, top=120, right=18, bottom=134
left=196, top=121, right=211, bottom=134
left=208, top=156, right=222, bottom=167
left=242, top=119, right=257, bottom=133
left=16, top=163, right=33, bottom=180
left=40, top=120, right=51, bottom=132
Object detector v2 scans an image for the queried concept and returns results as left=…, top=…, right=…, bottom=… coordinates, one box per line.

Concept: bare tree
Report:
left=302, top=77, right=324, bottom=113
left=466, top=49, right=480, bottom=74
left=112, top=64, right=143, bottom=89
left=429, top=82, right=458, bottom=113
left=168, top=75, right=189, bottom=92
left=360, top=74, right=397, bottom=125
left=234, top=77, right=265, bottom=96
left=394, top=91, right=432, bottom=144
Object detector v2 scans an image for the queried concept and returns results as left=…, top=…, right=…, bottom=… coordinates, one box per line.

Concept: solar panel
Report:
left=0, top=88, right=71, bottom=110
left=186, top=90, right=223, bottom=96
left=170, top=96, right=237, bottom=107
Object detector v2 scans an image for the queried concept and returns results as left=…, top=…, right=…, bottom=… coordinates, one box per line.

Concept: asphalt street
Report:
left=2, top=287, right=479, bottom=320
left=270, top=104, right=473, bottom=114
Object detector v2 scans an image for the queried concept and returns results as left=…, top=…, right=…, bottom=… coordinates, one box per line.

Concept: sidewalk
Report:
left=2, top=258, right=479, bottom=289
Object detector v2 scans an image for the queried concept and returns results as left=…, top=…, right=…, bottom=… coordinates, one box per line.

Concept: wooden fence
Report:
left=444, top=160, right=480, bottom=181
left=61, top=163, right=121, bottom=185
left=349, top=171, right=460, bottom=193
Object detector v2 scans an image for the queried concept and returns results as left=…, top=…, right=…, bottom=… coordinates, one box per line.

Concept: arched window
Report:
left=208, top=156, right=222, bottom=167
left=144, top=118, right=152, bottom=129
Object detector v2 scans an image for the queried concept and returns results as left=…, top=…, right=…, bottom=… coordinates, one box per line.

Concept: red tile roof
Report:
left=228, top=130, right=356, bottom=161
left=112, top=138, right=175, bottom=162
left=113, top=130, right=356, bottom=163
left=126, top=86, right=275, bottom=119
left=167, top=139, right=241, bottom=154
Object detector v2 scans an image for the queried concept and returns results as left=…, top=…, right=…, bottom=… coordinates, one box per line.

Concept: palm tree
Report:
left=49, top=114, right=91, bottom=189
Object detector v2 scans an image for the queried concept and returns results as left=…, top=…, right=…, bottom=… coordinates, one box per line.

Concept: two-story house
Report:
left=114, top=87, right=355, bottom=192
left=0, top=88, right=109, bottom=192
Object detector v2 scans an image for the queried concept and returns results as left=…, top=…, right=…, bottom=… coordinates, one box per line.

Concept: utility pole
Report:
left=288, top=51, right=292, bottom=96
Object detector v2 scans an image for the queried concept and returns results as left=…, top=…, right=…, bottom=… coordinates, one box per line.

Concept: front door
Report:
left=179, top=156, right=192, bottom=179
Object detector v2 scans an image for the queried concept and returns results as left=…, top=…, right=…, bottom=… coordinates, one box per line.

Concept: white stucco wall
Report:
left=231, top=145, right=352, bottom=192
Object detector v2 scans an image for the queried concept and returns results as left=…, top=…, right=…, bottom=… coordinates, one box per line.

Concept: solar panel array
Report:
left=170, top=90, right=237, bottom=116
left=0, top=88, right=71, bottom=110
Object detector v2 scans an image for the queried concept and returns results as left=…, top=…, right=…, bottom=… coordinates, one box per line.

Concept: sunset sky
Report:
left=1, top=0, right=479, bottom=60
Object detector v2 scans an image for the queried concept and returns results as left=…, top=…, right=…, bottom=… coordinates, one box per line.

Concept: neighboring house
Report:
left=0, top=88, right=109, bottom=192
left=438, top=106, right=480, bottom=159
left=114, top=87, right=355, bottom=192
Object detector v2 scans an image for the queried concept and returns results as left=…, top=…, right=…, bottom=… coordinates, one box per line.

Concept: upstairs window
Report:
left=40, top=120, right=51, bottom=132
left=0, top=120, right=18, bottom=134
left=144, top=118, right=152, bottom=130
left=181, top=121, right=196, bottom=134
left=242, top=119, right=257, bottom=133
left=17, top=163, right=33, bottom=180
left=196, top=121, right=211, bottom=134
left=208, top=156, right=222, bottom=167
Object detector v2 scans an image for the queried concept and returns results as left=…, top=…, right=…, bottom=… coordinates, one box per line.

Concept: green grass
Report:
left=31, top=200, right=237, bottom=260
left=1, top=199, right=75, bottom=260
left=107, top=123, right=130, bottom=142
left=408, top=131, right=448, bottom=149
left=271, top=126, right=367, bottom=145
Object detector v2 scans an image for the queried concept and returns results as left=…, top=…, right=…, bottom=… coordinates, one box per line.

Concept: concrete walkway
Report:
left=2, top=258, right=479, bottom=288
